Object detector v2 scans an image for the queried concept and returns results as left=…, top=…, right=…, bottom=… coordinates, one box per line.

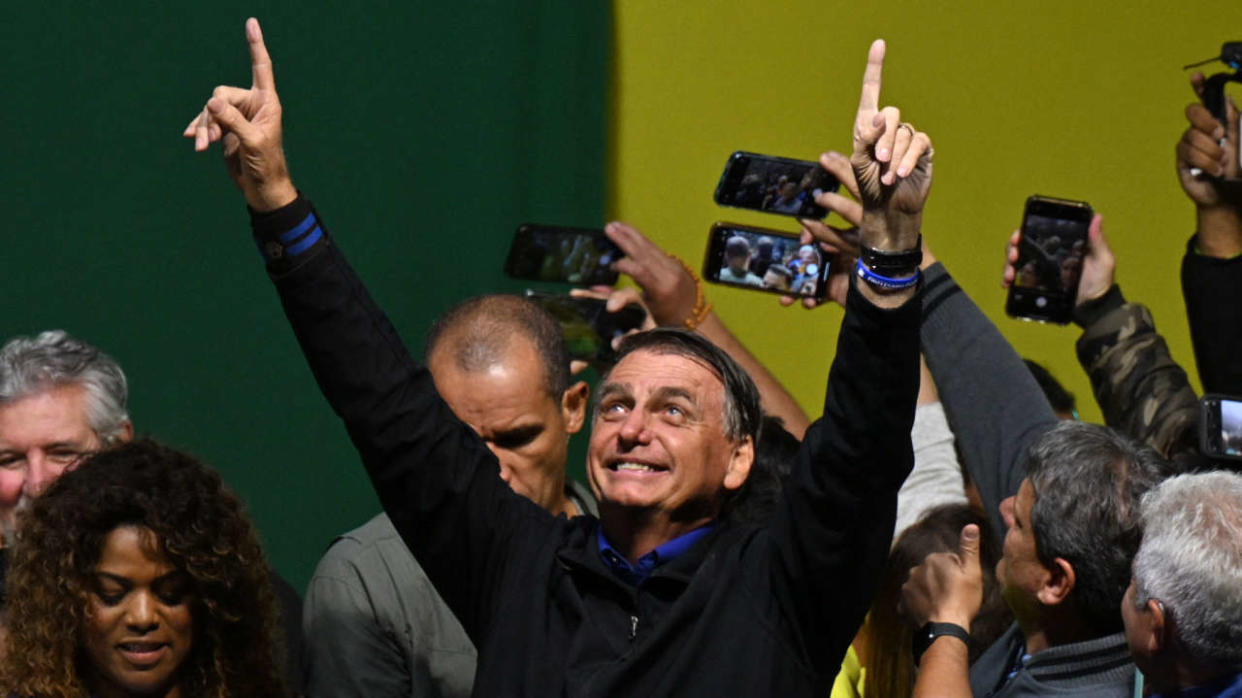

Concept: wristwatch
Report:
left=912, top=621, right=970, bottom=666
left=859, top=234, right=923, bottom=276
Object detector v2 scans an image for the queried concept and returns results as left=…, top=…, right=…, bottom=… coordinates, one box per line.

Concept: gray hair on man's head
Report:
left=1024, top=421, right=1171, bottom=635
left=0, top=331, right=130, bottom=445
left=1133, top=471, right=1242, bottom=666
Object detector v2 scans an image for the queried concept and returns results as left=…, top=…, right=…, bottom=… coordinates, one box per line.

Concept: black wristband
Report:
left=859, top=234, right=924, bottom=276
left=912, top=621, right=970, bottom=666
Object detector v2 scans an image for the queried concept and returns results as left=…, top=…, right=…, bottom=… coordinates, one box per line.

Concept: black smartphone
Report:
left=523, top=291, right=647, bottom=364
left=1200, top=394, right=1242, bottom=461
left=702, top=222, right=830, bottom=300
left=713, top=151, right=839, bottom=219
left=1005, top=196, right=1093, bottom=324
left=504, top=224, right=623, bottom=286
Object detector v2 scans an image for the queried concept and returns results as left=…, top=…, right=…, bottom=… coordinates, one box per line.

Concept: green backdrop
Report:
left=4, top=3, right=610, bottom=590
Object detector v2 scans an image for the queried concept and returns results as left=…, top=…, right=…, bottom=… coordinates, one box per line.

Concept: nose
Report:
left=125, top=592, right=159, bottom=632
left=617, top=407, right=650, bottom=446
left=1000, top=496, right=1015, bottom=528
left=24, top=451, right=63, bottom=498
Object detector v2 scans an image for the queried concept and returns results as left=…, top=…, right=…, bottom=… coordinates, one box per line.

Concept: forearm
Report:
left=911, top=637, right=972, bottom=698
left=1182, top=236, right=1242, bottom=394
left=920, top=263, right=1056, bottom=540
left=251, top=195, right=525, bottom=634
left=1076, top=288, right=1199, bottom=458
left=769, top=277, right=920, bottom=664
left=695, top=312, right=811, bottom=439
left=895, top=402, right=967, bottom=539
left=1195, top=206, right=1242, bottom=258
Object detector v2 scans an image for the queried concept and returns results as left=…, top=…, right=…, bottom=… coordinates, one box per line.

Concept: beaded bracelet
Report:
left=855, top=258, right=921, bottom=290
left=671, top=256, right=713, bottom=330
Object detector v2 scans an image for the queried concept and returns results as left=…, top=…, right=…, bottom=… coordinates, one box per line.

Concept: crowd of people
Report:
left=0, top=17, right=1240, bottom=698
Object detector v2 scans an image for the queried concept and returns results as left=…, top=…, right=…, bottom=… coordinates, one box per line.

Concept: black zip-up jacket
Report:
left=252, top=196, right=920, bottom=697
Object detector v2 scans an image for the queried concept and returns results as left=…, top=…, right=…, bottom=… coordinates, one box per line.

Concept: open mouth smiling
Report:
left=607, top=460, right=669, bottom=473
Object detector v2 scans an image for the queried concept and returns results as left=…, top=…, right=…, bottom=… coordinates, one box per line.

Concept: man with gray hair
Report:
left=1123, top=471, right=1242, bottom=696
left=0, top=330, right=132, bottom=550
left=903, top=422, right=1173, bottom=697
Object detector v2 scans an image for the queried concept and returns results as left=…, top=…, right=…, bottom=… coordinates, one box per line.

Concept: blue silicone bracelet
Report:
left=855, top=258, right=920, bottom=289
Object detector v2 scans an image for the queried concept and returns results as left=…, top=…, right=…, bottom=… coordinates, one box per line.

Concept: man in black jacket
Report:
left=187, top=20, right=931, bottom=696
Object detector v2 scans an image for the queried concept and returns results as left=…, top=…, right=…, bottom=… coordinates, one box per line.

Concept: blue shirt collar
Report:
left=597, top=523, right=715, bottom=586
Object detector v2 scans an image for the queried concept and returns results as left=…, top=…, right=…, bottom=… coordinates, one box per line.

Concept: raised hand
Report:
left=900, top=524, right=983, bottom=629
left=1002, top=214, right=1113, bottom=309
left=604, top=222, right=702, bottom=327
left=1178, top=72, right=1241, bottom=208
left=182, top=18, right=296, bottom=212
left=851, top=39, right=933, bottom=250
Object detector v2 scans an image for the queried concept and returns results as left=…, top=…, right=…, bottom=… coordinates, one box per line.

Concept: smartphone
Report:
left=1005, top=196, right=1093, bottom=324
left=504, top=224, right=623, bottom=286
left=524, top=291, right=647, bottom=364
left=702, top=222, right=830, bottom=300
left=713, top=151, right=839, bottom=219
left=1200, top=394, right=1242, bottom=461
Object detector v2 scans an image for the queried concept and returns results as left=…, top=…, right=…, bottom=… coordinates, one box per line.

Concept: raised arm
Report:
left=763, top=38, right=927, bottom=667
left=1176, top=77, right=1242, bottom=394
left=185, top=18, right=549, bottom=641
left=810, top=132, right=1051, bottom=544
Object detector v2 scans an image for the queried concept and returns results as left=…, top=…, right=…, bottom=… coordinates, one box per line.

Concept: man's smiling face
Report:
left=587, top=348, right=751, bottom=534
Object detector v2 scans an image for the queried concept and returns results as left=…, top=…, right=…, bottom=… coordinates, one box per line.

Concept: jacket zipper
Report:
left=629, top=615, right=639, bottom=640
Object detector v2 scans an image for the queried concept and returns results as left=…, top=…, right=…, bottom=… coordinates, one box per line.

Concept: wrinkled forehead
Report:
left=606, top=348, right=726, bottom=397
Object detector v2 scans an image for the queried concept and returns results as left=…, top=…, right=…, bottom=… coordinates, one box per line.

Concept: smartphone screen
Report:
left=702, top=222, right=829, bottom=299
left=523, top=291, right=647, bottom=363
left=1201, top=395, right=1242, bottom=460
left=1005, top=196, right=1092, bottom=324
left=713, top=151, right=839, bottom=219
left=504, top=224, right=622, bottom=286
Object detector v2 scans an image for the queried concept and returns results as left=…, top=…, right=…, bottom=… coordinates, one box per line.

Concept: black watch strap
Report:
left=859, top=234, right=923, bottom=275
left=912, top=621, right=970, bottom=666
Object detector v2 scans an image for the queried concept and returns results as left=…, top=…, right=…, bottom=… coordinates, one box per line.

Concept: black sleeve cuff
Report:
left=1072, top=284, right=1125, bottom=328
left=248, top=194, right=330, bottom=276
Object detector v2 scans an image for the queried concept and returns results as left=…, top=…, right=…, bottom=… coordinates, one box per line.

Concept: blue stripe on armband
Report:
left=285, top=225, right=323, bottom=256
left=279, top=213, right=318, bottom=244
left=855, top=259, right=920, bottom=289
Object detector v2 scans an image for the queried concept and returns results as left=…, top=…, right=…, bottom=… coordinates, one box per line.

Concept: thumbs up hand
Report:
left=900, top=524, right=984, bottom=629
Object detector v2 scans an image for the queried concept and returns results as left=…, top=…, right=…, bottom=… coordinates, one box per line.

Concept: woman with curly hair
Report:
left=1, top=438, right=287, bottom=698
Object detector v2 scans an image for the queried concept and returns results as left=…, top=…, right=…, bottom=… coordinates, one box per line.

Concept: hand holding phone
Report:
left=1005, top=196, right=1093, bottom=324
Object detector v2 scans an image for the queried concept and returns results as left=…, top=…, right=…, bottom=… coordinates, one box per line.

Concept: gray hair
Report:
left=1024, top=421, right=1171, bottom=634
left=1133, top=472, right=1242, bottom=666
left=0, top=331, right=130, bottom=445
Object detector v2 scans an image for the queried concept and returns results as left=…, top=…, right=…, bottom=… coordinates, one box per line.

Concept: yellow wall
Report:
left=611, top=1, right=1242, bottom=424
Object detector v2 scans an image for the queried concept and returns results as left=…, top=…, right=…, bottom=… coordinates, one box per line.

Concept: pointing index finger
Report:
left=857, top=39, right=886, bottom=113
left=247, top=17, right=276, bottom=91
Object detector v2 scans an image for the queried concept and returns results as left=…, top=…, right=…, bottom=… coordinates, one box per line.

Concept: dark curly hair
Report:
left=0, top=439, right=287, bottom=697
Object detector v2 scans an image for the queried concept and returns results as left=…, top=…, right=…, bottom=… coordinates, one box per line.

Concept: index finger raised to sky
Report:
left=247, top=17, right=276, bottom=91
left=857, top=39, right=886, bottom=113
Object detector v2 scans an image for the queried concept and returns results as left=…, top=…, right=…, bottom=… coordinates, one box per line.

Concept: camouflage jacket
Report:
left=1075, top=286, right=1199, bottom=459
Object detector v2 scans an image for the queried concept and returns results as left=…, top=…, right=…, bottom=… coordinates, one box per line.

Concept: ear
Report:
left=1140, top=598, right=1169, bottom=656
left=116, top=420, right=135, bottom=444
left=560, top=381, right=590, bottom=435
left=722, top=435, right=755, bottom=491
left=1037, top=557, right=1076, bottom=606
